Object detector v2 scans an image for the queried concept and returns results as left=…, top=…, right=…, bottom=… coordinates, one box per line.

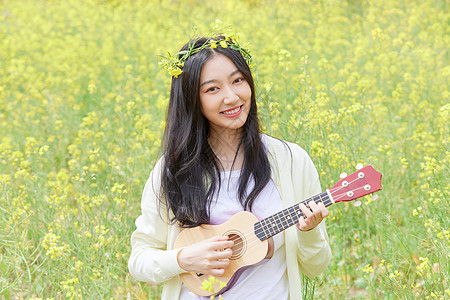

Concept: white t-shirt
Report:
left=179, top=168, right=289, bottom=299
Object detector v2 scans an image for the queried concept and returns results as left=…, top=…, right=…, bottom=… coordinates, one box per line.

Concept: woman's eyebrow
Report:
left=200, top=79, right=218, bottom=87
left=200, top=69, right=241, bottom=87
left=229, top=69, right=240, bottom=77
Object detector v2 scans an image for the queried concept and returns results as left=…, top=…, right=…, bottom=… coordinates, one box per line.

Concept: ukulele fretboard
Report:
left=254, top=191, right=333, bottom=241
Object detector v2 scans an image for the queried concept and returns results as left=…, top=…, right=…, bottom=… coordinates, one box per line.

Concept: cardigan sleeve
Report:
left=128, top=159, right=185, bottom=283
left=291, top=144, right=332, bottom=278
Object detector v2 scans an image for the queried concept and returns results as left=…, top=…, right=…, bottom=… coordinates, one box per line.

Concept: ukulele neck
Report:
left=254, top=191, right=333, bottom=241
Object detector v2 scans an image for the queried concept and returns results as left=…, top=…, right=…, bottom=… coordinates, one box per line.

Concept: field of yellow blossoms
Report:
left=0, top=0, right=448, bottom=299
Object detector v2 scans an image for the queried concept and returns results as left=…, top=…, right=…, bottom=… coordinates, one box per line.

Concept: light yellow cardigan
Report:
left=128, top=135, right=332, bottom=299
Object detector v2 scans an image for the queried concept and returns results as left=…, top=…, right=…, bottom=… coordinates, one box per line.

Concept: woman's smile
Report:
left=221, top=105, right=243, bottom=117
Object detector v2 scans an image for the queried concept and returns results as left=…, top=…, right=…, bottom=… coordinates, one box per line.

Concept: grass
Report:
left=0, top=0, right=448, bottom=299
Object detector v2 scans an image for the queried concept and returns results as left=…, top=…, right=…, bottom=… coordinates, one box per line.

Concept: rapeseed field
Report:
left=0, top=0, right=448, bottom=298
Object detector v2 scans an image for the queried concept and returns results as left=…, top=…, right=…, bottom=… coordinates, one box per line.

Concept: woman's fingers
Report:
left=299, top=202, right=313, bottom=218
left=209, top=266, right=228, bottom=276
left=297, top=201, right=329, bottom=231
left=177, top=235, right=234, bottom=275
left=317, top=202, right=329, bottom=218
left=217, top=248, right=233, bottom=259
left=204, top=236, right=234, bottom=250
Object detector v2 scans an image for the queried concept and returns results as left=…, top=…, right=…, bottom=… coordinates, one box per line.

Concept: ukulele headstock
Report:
left=329, top=165, right=382, bottom=203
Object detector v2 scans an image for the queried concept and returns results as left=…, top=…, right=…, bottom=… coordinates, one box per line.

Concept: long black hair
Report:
left=160, top=36, right=271, bottom=227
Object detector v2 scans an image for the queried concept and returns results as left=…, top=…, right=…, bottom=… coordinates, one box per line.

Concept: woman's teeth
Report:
left=222, top=106, right=241, bottom=115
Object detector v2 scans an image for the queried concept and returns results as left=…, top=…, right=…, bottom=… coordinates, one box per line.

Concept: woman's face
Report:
left=199, top=53, right=252, bottom=136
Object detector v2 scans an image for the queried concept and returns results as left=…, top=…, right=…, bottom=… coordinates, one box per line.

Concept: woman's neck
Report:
left=208, top=128, right=244, bottom=172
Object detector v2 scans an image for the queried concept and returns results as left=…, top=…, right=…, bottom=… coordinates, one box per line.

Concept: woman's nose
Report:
left=223, top=86, right=238, bottom=104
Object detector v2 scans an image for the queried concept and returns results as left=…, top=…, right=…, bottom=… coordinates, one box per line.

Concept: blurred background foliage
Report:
left=0, top=0, right=448, bottom=299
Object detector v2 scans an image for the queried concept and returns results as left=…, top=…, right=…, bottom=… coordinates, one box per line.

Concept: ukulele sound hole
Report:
left=224, top=231, right=246, bottom=260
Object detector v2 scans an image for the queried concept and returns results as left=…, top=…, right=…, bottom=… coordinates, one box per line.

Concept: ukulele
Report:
left=174, top=165, right=382, bottom=296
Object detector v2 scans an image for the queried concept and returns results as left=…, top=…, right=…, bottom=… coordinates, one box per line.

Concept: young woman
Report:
left=128, top=35, right=332, bottom=299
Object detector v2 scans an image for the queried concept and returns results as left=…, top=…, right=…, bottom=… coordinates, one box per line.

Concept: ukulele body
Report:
left=173, top=211, right=269, bottom=296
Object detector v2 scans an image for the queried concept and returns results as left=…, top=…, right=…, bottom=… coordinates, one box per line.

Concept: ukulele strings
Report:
left=224, top=195, right=334, bottom=251
left=226, top=176, right=364, bottom=249
left=226, top=190, right=339, bottom=250
left=331, top=186, right=367, bottom=201
left=229, top=184, right=364, bottom=250
left=327, top=176, right=362, bottom=195
left=226, top=185, right=366, bottom=251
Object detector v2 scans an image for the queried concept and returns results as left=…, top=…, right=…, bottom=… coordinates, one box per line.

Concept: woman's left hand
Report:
left=296, top=201, right=329, bottom=231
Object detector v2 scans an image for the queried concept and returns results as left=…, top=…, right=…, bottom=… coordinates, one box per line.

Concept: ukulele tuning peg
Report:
left=355, top=163, right=363, bottom=170
left=354, top=200, right=362, bottom=207
left=340, top=172, right=347, bottom=179
left=371, top=194, right=379, bottom=201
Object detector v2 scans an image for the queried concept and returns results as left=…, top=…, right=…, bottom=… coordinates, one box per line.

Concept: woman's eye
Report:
left=206, top=87, right=218, bottom=92
left=233, top=78, right=244, bottom=84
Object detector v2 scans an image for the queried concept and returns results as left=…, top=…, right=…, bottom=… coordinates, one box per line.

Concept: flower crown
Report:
left=159, top=30, right=254, bottom=78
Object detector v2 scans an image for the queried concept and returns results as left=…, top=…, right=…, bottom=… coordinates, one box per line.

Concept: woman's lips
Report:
left=221, top=105, right=243, bottom=117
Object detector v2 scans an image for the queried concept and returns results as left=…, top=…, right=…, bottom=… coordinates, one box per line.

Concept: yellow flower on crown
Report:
left=159, top=25, right=254, bottom=78
left=219, top=40, right=228, bottom=48
left=210, top=40, right=218, bottom=49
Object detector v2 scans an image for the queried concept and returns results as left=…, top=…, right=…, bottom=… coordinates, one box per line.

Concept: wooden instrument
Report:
left=174, top=165, right=382, bottom=296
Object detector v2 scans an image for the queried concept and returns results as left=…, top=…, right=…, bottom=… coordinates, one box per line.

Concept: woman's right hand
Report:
left=177, top=236, right=234, bottom=276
